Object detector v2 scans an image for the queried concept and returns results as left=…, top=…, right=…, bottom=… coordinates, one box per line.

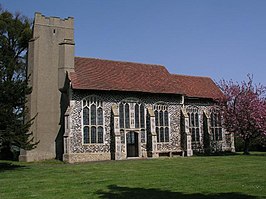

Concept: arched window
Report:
left=187, top=106, right=200, bottom=142
left=119, top=103, right=124, bottom=128
left=154, top=103, right=169, bottom=143
left=135, top=104, right=139, bottom=128
left=83, top=107, right=89, bottom=125
left=119, top=100, right=145, bottom=129
left=82, top=96, right=104, bottom=144
left=140, top=104, right=145, bottom=128
left=125, top=103, right=130, bottom=128
left=210, top=109, right=223, bottom=141
left=119, top=99, right=146, bottom=143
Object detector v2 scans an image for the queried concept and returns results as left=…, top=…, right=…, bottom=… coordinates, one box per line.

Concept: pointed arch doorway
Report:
left=126, top=131, right=139, bottom=157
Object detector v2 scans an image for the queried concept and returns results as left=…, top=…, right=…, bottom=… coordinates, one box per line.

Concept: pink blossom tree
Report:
left=218, top=75, right=266, bottom=154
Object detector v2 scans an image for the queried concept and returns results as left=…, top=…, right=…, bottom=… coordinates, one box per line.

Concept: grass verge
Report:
left=0, top=153, right=265, bottom=199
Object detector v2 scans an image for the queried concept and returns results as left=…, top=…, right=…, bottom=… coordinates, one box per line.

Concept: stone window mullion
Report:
left=154, top=103, right=169, bottom=143
left=210, top=110, right=223, bottom=141
left=187, top=107, right=200, bottom=143
left=82, top=97, right=104, bottom=144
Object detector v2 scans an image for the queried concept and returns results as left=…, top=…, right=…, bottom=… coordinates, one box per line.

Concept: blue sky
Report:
left=2, top=0, right=266, bottom=85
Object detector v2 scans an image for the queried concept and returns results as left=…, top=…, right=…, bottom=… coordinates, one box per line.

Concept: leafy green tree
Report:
left=0, top=6, right=38, bottom=159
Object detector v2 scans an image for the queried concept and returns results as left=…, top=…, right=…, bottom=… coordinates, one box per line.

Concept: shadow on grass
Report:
left=245, top=152, right=266, bottom=157
left=96, top=185, right=260, bottom=199
left=193, top=151, right=239, bottom=157
left=0, top=162, right=26, bottom=172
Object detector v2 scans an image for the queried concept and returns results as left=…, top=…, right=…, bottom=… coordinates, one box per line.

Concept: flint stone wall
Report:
left=68, top=91, right=183, bottom=161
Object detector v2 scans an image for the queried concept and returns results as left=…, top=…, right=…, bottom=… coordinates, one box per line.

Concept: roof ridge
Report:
left=171, top=73, right=212, bottom=79
left=75, top=56, right=166, bottom=68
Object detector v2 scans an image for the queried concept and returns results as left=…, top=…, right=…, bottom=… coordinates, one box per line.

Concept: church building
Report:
left=19, top=13, right=234, bottom=163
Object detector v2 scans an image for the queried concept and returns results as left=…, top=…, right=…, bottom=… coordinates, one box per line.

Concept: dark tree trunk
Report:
left=243, top=138, right=250, bottom=155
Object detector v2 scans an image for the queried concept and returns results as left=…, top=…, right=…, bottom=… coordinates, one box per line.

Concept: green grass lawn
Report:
left=0, top=153, right=265, bottom=199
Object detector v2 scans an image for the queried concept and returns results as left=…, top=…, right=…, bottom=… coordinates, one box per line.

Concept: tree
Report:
left=218, top=75, right=266, bottom=154
left=0, top=6, right=38, bottom=159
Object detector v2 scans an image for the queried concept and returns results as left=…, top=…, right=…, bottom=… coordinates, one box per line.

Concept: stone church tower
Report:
left=19, top=13, right=75, bottom=161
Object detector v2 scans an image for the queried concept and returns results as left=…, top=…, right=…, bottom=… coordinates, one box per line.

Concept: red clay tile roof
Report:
left=70, top=57, right=183, bottom=94
left=70, top=57, right=223, bottom=99
left=171, top=74, right=224, bottom=99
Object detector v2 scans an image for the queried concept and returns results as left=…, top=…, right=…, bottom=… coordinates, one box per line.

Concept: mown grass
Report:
left=0, top=153, right=265, bottom=199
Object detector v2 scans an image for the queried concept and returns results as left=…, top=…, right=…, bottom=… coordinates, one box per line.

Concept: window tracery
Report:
left=82, top=96, right=104, bottom=144
left=154, top=103, right=169, bottom=143
left=187, top=106, right=200, bottom=142
left=119, top=99, right=146, bottom=143
left=119, top=100, right=145, bottom=129
left=210, top=109, right=223, bottom=141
